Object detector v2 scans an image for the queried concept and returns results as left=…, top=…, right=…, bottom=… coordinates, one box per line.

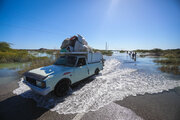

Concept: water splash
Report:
left=13, top=56, right=180, bottom=114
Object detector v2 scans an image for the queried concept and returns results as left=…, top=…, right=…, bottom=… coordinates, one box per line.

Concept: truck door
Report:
left=74, top=58, right=89, bottom=82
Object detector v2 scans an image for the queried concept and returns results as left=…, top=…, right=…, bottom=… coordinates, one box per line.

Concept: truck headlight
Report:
left=36, top=81, right=46, bottom=88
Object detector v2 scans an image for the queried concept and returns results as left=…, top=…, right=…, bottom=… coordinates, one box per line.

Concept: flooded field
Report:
left=0, top=52, right=56, bottom=85
left=11, top=53, right=180, bottom=115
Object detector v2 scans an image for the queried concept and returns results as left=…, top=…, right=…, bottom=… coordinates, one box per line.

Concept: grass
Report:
left=0, top=42, right=60, bottom=75
left=135, top=48, right=162, bottom=53
left=119, top=50, right=126, bottom=53
left=135, top=48, right=180, bottom=58
left=160, top=66, right=180, bottom=75
left=134, top=48, right=180, bottom=75
left=18, top=57, right=56, bottom=75
left=135, top=48, right=180, bottom=75
left=0, top=51, right=34, bottom=63
left=93, top=49, right=113, bottom=56
left=153, top=58, right=180, bottom=75
left=154, top=59, right=180, bottom=66
left=0, top=42, right=56, bottom=63
left=18, top=51, right=60, bottom=75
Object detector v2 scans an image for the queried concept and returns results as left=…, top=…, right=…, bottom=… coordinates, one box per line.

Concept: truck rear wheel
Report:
left=95, top=68, right=100, bottom=75
left=54, top=79, right=70, bottom=97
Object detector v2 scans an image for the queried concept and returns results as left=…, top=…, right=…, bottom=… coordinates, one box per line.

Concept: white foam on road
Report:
left=13, top=57, right=180, bottom=116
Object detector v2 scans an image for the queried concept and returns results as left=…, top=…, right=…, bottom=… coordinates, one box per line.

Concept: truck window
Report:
left=77, top=58, right=86, bottom=67
left=54, top=56, right=66, bottom=65
left=66, top=56, right=77, bottom=66
left=54, top=56, right=77, bottom=67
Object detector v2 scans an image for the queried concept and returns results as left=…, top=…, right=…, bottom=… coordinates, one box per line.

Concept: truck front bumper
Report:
left=23, top=80, right=51, bottom=96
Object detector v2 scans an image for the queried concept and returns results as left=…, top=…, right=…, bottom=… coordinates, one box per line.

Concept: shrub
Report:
left=0, top=42, right=12, bottom=52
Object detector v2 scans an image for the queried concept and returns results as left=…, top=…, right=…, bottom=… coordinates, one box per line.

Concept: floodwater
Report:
left=0, top=62, right=30, bottom=85
left=0, top=52, right=55, bottom=85
left=1, top=52, right=179, bottom=87
left=13, top=53, right=180, bottom=115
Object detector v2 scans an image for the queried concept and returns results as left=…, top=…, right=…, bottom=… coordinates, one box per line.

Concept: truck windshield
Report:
left=54, top=56, right=77, bottom=67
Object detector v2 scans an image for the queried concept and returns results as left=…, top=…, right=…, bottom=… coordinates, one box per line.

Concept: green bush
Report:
left=18, top=58, right=54, bottom=75
left=0, top=42, right=12, bottom=52
left=154, top=58, right=180, bottom=66
left=93, top=49, right=113, bottom=56
left=119, top=50, right=126, bottom=53
left=160, top=65, right=180, bottom=75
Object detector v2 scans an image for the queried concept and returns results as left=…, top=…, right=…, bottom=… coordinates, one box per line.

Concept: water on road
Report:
left=13, top=53, right=180, bottom=115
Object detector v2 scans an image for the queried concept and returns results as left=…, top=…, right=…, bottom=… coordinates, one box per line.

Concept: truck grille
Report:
left=26, top=77, right=36, bottom=86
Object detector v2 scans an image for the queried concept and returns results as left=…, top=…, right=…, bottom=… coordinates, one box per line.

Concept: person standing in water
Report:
left=132, top=52, right=135, bottom=59
left=133, top=52, right=137, bottom=61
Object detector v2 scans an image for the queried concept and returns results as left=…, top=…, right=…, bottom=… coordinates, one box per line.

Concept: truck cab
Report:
left=23, top=53, right=103, bottom=97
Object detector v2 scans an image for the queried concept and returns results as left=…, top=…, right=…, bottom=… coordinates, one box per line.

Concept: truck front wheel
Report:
left=54, top=79, right=70, bottom=97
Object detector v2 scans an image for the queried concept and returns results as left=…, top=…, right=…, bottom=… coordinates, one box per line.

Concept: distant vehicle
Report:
left=23, top=52, right=104, bottom=97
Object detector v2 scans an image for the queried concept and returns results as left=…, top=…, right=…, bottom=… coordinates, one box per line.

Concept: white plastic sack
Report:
left=74, top=34, right=91, bottom=52
left=74, top=42, right=88, bottom=52
left=60, top=34, right=93, bottom=52
left=77, top=34, right=88, bottom=45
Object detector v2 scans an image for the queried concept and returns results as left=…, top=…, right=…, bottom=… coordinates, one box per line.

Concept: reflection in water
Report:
left=0, top=51, right=57, bottom=85
left=0, top=63, right=30, bottom=85
left=0, top=69, right=19, bottom=84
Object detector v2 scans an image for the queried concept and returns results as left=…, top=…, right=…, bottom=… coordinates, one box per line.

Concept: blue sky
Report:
left=0, top=0, right=180, bottom=50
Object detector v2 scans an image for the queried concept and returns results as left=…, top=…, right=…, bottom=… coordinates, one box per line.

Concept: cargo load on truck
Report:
left=60, top=34, right=103, bottom=64
left=60, top=34, right=93, bottom=52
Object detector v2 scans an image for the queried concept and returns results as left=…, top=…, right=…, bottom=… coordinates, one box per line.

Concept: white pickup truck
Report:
left=23, top=52, right=103, bottom=97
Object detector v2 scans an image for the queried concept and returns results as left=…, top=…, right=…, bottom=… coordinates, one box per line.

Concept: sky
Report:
left=0, top=0, right=180, bottom=50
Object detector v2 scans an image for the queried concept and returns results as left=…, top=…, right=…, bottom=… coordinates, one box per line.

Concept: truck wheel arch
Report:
left=95, top=68, right=100, bottom=75
left=54, top=78, right=71, bottom=90
left=54, top=78, right=71, bottom=97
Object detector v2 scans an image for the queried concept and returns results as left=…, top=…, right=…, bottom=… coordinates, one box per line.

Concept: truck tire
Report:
left=95, top=68, right=100, bottom=75
left=54, top=79, right=70, bottom=97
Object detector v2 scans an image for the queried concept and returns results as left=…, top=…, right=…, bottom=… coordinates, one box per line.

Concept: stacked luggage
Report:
left=60, top=34, right=93, bottom=53
left=60, top=34, right=104, bottom=64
